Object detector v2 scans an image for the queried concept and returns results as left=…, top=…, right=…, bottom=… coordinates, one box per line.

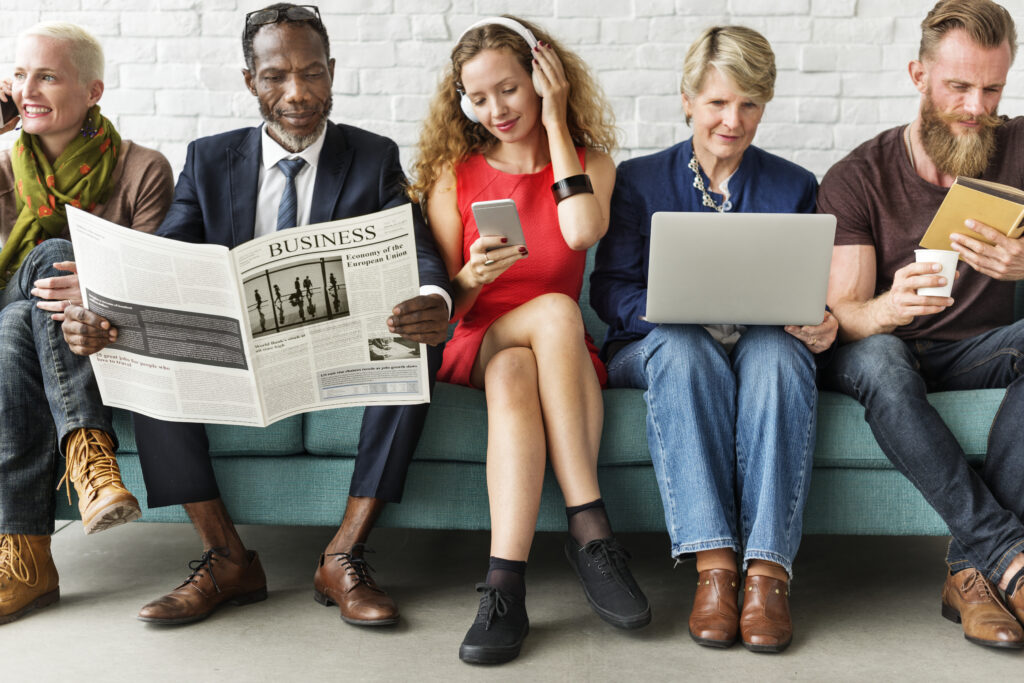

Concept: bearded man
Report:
left=819, top=0, right=1024, bottom=651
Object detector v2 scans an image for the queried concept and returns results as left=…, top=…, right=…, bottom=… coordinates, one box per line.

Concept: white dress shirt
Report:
left=254, top=124, right=451, bottom=317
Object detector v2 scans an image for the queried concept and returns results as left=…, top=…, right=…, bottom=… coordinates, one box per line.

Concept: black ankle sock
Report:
left=566, top=498, right=613, bottom=546
left=486, top=556, right=527, bottom=599
left=1005, top=566, right=1024, bottom=597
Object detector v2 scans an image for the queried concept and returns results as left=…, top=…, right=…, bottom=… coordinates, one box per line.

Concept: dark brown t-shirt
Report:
left=818, top=116, right=1024, bottom=341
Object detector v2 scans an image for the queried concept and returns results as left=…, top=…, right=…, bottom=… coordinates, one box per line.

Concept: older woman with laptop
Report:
left=590, top=25, right=837, bottom=653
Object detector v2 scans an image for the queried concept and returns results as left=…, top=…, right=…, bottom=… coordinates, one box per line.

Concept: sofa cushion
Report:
left=303, top=406, right=365, bottom=457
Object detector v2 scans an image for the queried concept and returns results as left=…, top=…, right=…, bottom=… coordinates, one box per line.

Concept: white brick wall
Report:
left=2, top=0, right=1024, bottom=179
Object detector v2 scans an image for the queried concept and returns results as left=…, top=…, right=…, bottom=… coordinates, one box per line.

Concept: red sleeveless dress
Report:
left=437, top=149, right=607, bottom=388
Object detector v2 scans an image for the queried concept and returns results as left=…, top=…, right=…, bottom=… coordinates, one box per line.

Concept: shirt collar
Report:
left=260, top=123, right=327, bottom=172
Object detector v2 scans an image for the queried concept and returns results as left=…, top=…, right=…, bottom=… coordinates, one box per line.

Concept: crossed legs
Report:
left=459, top=294, right=648, bottom=665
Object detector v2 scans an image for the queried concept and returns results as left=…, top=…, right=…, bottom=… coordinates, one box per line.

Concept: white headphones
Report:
left=455, top=17, right=543, bottom=123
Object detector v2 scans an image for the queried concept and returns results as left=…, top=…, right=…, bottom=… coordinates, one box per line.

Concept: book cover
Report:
left=918, top=176, right=1024, bottom=252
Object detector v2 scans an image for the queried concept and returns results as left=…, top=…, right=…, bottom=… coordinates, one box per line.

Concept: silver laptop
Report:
left=644, top=212, right=836, bottom=326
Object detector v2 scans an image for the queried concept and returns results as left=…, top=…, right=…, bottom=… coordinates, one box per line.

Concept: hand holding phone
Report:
left=0, top=90, right=18, bottom=131
left=0, top=80, right=17, bottom=133
left=471, top=199, right=526, bottom=250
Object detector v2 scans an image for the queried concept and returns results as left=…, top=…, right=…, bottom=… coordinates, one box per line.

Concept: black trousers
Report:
left=135, top=344, right=442, bottom=508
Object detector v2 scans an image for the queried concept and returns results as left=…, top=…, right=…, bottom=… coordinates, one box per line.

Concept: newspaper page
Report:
left=68, top=204, right=429, bottom=427
left=230, top=204, right=430, bottom=423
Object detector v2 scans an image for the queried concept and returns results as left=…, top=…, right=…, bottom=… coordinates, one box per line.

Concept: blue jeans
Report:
left=825, top=324, right=1024, bottom=582
left=607, top=325, right=817, bottom=577
left=0, top=239, right=113, bottom=535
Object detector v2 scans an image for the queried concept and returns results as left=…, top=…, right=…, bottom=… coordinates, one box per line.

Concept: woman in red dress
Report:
left=409, top=16, right=649, bottom=665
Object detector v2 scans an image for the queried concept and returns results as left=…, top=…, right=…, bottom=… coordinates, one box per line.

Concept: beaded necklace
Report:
left=688, top=150, right=725, bottom=213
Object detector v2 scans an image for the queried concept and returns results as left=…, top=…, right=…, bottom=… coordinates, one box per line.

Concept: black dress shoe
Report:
left=565, top=536, right=651, bottom=629
left=459, top=583, right=529, bottom=665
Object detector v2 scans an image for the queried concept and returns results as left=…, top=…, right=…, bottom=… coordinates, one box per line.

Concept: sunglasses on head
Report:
left=245, top=5, right=322, bottom=28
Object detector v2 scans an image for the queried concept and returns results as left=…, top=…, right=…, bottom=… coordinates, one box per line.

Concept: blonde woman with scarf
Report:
left=0, top=22, right=172, bottom=626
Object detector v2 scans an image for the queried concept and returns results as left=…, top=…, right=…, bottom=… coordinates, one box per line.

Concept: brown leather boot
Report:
left=59, top=428, right=141, bottom=534
left=942, top=568, right=1024, bottom=649
left=689, top=568, right=740, bottom=647
left=0, top=534, right=60, bottom=625
left=740, top=574, right=793, bottom=653
left=313, top=544, right=399, bottom=625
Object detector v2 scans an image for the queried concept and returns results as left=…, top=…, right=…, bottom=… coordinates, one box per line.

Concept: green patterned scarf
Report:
left=0, top=104, right=120, bottom=289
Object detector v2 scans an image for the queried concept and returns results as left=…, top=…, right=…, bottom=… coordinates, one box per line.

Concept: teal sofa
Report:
left=56, top=254, right=1016, bottom=537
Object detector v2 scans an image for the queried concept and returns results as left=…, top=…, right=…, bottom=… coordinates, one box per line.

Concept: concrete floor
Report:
left=3, top=523, right=1023, bottom=682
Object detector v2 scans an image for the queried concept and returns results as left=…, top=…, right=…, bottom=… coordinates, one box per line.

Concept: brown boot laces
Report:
left=57, top=429, right=128, bottom=504
left=325, top=544, right=384, bottom=594
left=0, top=535, right=40, bottom=587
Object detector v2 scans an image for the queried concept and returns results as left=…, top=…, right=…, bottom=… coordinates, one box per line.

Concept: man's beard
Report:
left=918, top=92, right=1001, bottom=178
left=260, top=96, right=332, bottom=153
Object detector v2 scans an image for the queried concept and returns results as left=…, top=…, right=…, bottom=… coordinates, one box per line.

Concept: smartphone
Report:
left=471, top=199, right=526, bottom=249
left=0, top=97, right=18, bottom=126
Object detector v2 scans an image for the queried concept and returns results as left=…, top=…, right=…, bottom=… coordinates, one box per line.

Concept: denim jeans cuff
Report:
left=987, top=538, right=1024, bottom=584
left=671, top=538, right=740, bottom=561
left=743, top=549, right=794, bottom=579
left=59, top=418, right=118, bottom=455
left=0, top=519, right=56, bottom=536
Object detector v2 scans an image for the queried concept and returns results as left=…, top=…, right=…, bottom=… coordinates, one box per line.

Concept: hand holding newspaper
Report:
left=67, top=204, right=430, bottom=427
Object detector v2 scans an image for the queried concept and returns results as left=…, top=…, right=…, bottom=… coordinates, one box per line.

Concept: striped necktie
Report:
left=275, top=157, right=307, bottom=231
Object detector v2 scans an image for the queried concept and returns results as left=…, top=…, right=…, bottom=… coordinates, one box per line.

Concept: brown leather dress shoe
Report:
left=689, top=568, right=740, bottom=647
left=942, top=568, right=1024, bottom=649
left=313, top=545, right=398, bottom=626
left=740, top=574, right=792, bottom=653
left=138, top=549, right=267, bottom=625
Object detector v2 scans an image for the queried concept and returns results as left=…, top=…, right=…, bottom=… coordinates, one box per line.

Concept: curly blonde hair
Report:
left=408, top=15, right=616, bottom=205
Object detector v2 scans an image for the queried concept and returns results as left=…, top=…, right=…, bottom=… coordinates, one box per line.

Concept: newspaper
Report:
left=67, top=204, right=430, bottom=427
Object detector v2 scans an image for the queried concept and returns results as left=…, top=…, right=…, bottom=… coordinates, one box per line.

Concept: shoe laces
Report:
left=581, top=538, right=636, bottom=598
left=183, top=549, right=226, bottom=594
left=474, top=583, right=510, bottom=630
left=325, top=543, right=383, bottom=593
left=57, top=428, right=127, bottom=504
left=0, top=535, right=39, bottom=586
left=960, top=569, right=1001, bottom=605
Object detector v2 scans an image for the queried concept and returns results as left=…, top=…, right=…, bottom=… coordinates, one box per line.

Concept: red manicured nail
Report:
left=501, top=237, right=508, bottom=243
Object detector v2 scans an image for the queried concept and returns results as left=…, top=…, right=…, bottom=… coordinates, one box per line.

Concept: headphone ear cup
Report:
left=460, top=92, right=479, bottom=122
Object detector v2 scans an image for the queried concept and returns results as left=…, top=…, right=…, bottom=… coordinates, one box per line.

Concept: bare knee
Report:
left=529, top=293, right=584, bottom=340
left=484, top=347, right=538, bottom=409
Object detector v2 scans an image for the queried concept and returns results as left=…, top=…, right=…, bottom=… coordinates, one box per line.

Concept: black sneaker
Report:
left=565, top=536, right=651, bottom=629
left=458, top=583, right=530, bottom=665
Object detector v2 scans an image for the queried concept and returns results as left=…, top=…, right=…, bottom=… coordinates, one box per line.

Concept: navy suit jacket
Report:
left=157, top=120, right=450, bottom=296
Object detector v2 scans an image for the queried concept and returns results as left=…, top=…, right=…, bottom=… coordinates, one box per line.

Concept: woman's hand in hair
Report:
left=533, top=43, right=570, bottom=134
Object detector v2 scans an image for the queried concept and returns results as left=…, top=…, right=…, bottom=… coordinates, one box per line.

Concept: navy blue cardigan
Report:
left=589, top=138, right=818, bottom=358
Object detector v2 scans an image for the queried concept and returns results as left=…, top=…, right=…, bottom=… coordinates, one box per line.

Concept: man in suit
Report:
left=61, top=3, right=451, bottom=627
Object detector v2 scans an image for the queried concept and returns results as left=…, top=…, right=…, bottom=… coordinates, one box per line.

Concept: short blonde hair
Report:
left=680, top=26, right=775, bottom=123
left=18, top=22, right=105, bottom=84
left=920, top=0, right=1016, bottom=63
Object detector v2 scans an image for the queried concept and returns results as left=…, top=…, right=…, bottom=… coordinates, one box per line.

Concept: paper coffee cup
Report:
left=914, top=249, right=958, bottom=297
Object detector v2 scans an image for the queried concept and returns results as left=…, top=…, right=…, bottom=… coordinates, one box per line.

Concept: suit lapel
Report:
left=228, top=127, right=262, bottom=246
left=310, top=122, right=353, bottom=224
